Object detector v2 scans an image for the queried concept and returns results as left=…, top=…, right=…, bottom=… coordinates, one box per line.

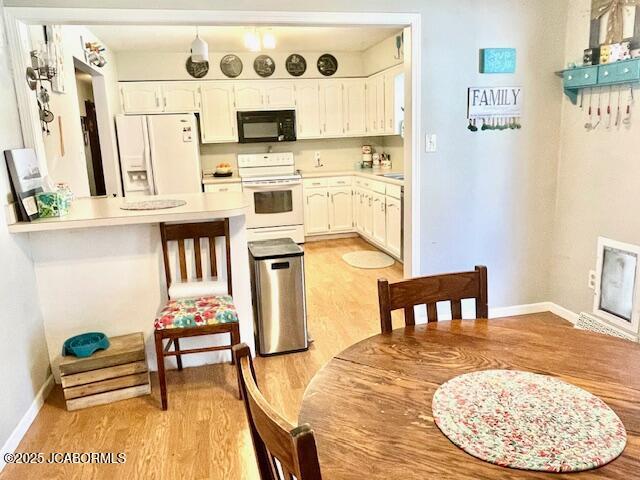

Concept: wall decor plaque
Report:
left=185, top=57, right=209, bottom=78
left=317, top=53, right=338, bottom=76
left=285, top=54, right=307, bottom=77
left=220, top=54, right=243, bottom=78
left=254, top=55, right=275, bottom=78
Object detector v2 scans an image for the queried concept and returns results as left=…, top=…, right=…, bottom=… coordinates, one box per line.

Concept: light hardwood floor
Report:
left=1, top=237, right=403, bottom=480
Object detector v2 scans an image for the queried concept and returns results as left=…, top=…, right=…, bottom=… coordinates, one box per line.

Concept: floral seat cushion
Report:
left=154, top=295, right=238, bottom=330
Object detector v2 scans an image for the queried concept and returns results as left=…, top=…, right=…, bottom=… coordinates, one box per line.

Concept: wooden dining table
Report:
left=298, top=312, right=640, bottom=479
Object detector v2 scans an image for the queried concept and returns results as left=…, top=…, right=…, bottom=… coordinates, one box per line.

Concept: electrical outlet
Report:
left=314, top=151, right=323, bottom=168
left=588, top=270, right=597, bottom=290
left=425, top=134, right=437, bottom=153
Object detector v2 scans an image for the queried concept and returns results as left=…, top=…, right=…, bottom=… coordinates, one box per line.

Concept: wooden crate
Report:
left=59, top=333, right=151, bottom=411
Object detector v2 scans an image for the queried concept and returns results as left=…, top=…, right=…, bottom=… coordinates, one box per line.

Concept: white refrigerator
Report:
left=116, top=114, right=202, bottom=196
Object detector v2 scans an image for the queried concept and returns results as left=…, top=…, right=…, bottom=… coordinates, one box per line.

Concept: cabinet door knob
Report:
left=568, top=75, right=573, bottom=80
left=624, top=68, right=630, bottom=73
left=604, top=71, right=609, bottom=76
left=584, top=73, right=589, bottom=79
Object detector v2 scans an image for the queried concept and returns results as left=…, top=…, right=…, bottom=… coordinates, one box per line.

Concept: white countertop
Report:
left=202, top=173, right=241, bottom=185
left=8, top=192, right=248, bottom=233
left=200, top=168, right=405, bottom=187
left=299, top=168, right=405, bottom=186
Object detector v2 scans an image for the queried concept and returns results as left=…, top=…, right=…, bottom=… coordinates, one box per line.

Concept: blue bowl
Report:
left=62, top=332, right=110, bottom=358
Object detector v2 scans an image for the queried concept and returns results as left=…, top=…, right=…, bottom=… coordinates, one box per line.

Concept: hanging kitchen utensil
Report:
left=615, top=86, right=622, bottom=128
left=593, top=89, right=602, bottom=130
left=623, top=85, right=633, bottom=126
left=585, top=88, right=594, bottom=130
left=606, top=86, right=613, bottom=129
left=580, top=89, right=584, bottom=109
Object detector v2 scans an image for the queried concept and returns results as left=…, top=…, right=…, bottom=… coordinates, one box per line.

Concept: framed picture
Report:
left=4, top=148, right=44, bottom=221
left=593, top=236, right=640, bottom=335
left=590, top=4, right=640, bottom=48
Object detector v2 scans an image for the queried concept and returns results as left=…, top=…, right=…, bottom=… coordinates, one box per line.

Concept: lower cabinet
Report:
left=303, top=176, right=402, bottom=260
left=385, top=196, right=402, bottom=258
left=328, top=187, right=353, bottom=232
left=203, top=182, right=242, bottom=193
left=371, top=192, right=387, bottom=245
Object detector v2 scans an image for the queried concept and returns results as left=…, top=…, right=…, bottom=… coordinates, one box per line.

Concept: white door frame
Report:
left=3, top=7, right=422, bottom=278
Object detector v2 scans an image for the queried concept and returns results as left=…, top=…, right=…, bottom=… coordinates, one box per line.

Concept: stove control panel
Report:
left=238, top=152, right=294, bottom=168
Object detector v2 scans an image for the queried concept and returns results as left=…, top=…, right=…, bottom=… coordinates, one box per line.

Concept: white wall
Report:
left=549, top=0, right=640, bottom=314
left=29, top=25, right=121, bottom=197
left=4, top=0, right=568, bottom=311
left=362, top=32, right=404, bottom=76
left=0, top=0, right=50, bottom=458
left=116, top=50, right=364, bottom=81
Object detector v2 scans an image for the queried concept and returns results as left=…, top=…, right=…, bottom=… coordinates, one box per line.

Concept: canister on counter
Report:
left=361, top=145, right=372, bottom=154
left=583, top=47, right=600, bottom=66
left=361, top=153, right=373, bottom=168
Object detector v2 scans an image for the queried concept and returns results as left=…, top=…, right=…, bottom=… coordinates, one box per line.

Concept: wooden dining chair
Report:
left=233, top=344, right=322, bottom=480
left=378, top=265, right=488, bottom=333
left=153, top=219, right=241, bottom=410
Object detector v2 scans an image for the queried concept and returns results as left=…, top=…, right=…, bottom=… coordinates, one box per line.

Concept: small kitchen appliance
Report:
left=237, top=110, right=296, bottom=144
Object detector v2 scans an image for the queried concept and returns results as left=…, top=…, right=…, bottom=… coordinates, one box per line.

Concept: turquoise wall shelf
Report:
left=558, top=58, right=640, bottom=105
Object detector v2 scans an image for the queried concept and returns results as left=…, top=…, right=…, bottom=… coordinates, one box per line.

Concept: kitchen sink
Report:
left=381, top=173, right=404, bottom=181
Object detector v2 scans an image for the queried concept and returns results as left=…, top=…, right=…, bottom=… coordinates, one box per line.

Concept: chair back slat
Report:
left=159, top=220, right=232, bottom=295
left=193, top=237, right=203, bottom=279
left=234, top=344, right=322, bottom=480
left=426, top=303, right=438, bottom=322
left=177, top=239, right=188, bottom=281
left=378, top=266, right=488, bottom=333
left=209, top=236, right=218, bottom=278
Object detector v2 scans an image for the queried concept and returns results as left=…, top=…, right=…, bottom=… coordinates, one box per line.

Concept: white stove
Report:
left=238, top=153, right=304, bottom=243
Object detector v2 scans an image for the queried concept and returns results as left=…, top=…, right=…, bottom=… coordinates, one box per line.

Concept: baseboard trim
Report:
left=0, top=374, right=54, bottom=473
left=304, top=232, right=358, bottom=242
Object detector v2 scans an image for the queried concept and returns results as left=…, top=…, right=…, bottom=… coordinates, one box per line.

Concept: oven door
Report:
left=242, top=179, right=304, bottom=229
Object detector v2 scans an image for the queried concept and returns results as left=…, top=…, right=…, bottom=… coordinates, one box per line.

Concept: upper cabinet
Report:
left=120, top=82, right=200, bottom=114
left=343, top=79, right=367, bottom=137
left=120, top=83, right=163, bottom=114
left=162, top=83, right=201, bottom=113
left=118, top=64, right=403, bottom=141
left=200, top=83, right=237, bottom=144
left=295, top=80, right=321, bottom=139
left=235, top=82, right=295, bottom=109
left=383, top=65, right=404, bottom=135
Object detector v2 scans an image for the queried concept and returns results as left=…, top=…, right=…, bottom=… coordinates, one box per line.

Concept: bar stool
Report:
left=153, top=219, right=241, bottom=410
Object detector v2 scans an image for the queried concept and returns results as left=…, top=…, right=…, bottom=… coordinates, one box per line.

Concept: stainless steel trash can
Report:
left=248, top=239, right=308, bottom=356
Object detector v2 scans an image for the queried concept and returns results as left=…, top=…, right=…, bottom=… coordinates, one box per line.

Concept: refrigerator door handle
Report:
left=143, top=117, right=157, bottom=195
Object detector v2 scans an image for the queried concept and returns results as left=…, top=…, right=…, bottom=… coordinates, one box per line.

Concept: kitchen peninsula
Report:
left=9, top=192, right=253, bottom=381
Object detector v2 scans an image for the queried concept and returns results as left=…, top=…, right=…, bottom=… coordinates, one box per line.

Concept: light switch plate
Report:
left=425, top=134, right=437, bottom=153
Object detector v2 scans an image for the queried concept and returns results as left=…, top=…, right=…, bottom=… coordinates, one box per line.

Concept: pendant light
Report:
left=262, top=29, right=276, bottom=50
left=190, top=27, right=209, bottom=63
left=244, top=28, right=261, bottom=52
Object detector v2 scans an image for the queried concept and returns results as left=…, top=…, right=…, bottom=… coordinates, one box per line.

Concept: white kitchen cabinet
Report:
left=385, top=195, right=402, bottom=258
left=235, top=82, right=295, bottom=109
left=343, top=79, right=367, bottom=137
left=162, top=82, right=201, bottom=113
left=203, top=182, right=242, bottom=193
left=319, top=81, right=345, bottom=137
left=328, top=187, right=353, bottom=232
left=366, top=75, right=386, bottom=135
left=353, top=188, right=361, bottom=232
left=361, top=190, right=373, bottom=237
left=371, top=192, right=386, bottom=245
left=304, top=189, right=330, bottom=235
left=234, top=83, right=264, bottom=109
left=263, top=82, right=295, bottom=108
left=120, top=83, right=163, bottom=114
left=200, top=83, right=237, bottom=144
left=384, top=65, right=405, bottom=135
left=295, top=81, right=321, bottom=139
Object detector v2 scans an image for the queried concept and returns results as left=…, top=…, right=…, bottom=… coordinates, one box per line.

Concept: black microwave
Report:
left=237, top=110, right=296, bottom=144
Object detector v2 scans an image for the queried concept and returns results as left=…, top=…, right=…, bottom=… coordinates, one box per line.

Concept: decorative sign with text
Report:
left=480, top=48, right=516, bottom=74
left=467, top=86, right=523, bottom=118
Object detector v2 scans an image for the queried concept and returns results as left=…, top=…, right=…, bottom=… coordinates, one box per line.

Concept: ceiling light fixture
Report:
left=190, top=27, right=209, bottom=63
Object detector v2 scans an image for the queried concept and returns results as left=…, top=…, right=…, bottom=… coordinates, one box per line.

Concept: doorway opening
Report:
left=74, top=68, right=106, bottom=196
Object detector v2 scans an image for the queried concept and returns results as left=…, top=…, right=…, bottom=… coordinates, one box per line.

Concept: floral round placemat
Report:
left=432, top=370, right=626, bottom=473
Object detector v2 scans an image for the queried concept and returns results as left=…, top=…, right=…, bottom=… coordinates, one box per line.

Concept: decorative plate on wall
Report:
left=220, top=54, right=243, bottom=78
left=317, top=54, right=338, bottom=76
left=254, top=55, right=275, bottom=78
left=185, top=57, right=209, bottom=78
left=285, top=54, right=307, bottom=77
